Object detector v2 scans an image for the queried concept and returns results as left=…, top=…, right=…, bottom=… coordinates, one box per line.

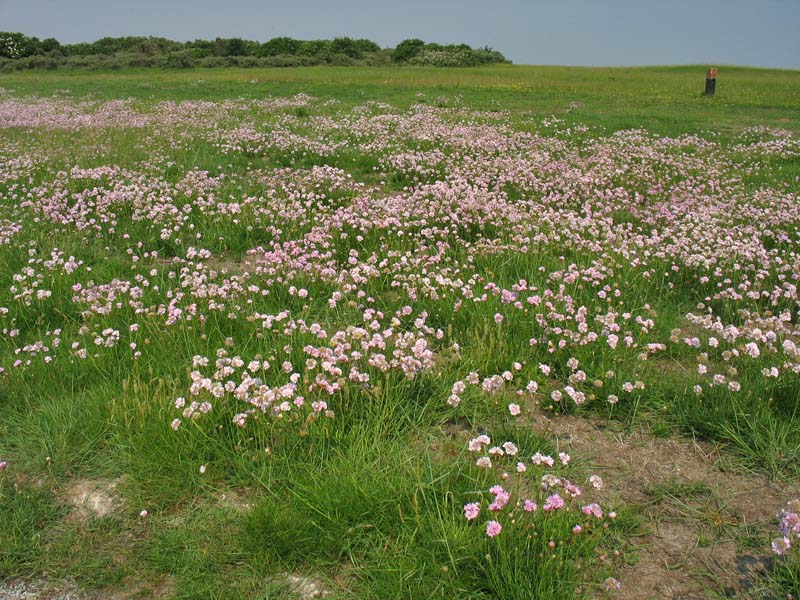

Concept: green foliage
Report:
left=392, top=38, right=508, bottom=67
left=331, top=36, right=381, bottom=59
left=0, top=64, right=798, bottom=600
left=413, top=47, right=508, bottom=67
left=258, top=36, right=301, bottom=57
left=0, top=32, right=505, bottom=70
left=0, top=31, right=41, bottom=59
left=392, top=38, right=426, bottom=62
left=40, top=37, right=61, bottom=53
left=0, top=480, right=66, bottom=576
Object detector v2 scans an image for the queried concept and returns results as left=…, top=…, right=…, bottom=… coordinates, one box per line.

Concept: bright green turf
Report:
left=3, top=64, right=799, bottom=135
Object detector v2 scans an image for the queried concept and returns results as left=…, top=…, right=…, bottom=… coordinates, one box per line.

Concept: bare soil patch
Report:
left=531, top=412, right=796, bottom=599
left=63, top=478, right=126, bottom=520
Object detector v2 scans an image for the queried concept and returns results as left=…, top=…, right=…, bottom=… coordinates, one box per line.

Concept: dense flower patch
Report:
left=1, top=92, right=798, bottom=593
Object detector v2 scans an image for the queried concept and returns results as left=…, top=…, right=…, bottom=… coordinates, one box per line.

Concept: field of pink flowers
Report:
left=1, top=87, right=799, bottom=598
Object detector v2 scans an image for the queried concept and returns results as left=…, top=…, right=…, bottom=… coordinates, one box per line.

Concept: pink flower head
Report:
left=523, top=499, right=537, bottom=512
left=485, top=520, right=502, bottom=537
left=464, top=502, right=480, bottom=521
left=508, top=403, right=521, bottom=416
left=581, top=503, right=603, bottom=518
left=543, top=494, right=565, bottom=512
left=489, top=491, right=510, bottom=512
left=773, top=536, right=792, bottom=555
left=468, top=434, right=491, bottom=452
left=539, top=363, right=551, bottom=375
left=0, top=460, right=7, bottom=471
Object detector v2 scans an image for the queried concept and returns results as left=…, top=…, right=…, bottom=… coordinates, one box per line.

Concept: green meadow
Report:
left=1, top=65, right=799, bottom=599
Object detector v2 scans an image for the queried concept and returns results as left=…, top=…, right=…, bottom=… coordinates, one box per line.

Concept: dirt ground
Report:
left=530, top=412, right=796, bottom=599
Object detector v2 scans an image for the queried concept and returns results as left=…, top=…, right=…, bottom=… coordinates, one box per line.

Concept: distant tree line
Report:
left=0, top=32, right=509, bottom=71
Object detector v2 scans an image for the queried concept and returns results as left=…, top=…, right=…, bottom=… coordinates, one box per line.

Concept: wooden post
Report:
left=705, top=68, right=717, bottom=97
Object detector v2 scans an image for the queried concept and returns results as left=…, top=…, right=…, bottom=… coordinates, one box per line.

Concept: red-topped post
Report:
left=705, top=68, right=717, bottom=96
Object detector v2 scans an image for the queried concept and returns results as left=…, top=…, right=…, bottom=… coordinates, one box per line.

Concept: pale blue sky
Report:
left=1, top=0, right=798, bottom=68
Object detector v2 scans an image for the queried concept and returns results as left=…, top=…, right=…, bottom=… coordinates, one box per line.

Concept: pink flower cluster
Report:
left=773, top=499, right=800, bottom=556
left=465, top=435, right=614, bottom=539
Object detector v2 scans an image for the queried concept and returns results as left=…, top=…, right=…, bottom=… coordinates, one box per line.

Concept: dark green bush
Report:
left=326, top=52, right=356, bottom=66
left=392, top=38, right=426, bottom=62
left=22, top=55, right=59, bottom=70
left=0, top=57, right=23, bottom=72
left=196, top=56, right=234, bottom=68
left=156, top=50, right=195, bottom=69
left=258, top=37, right=301, bottom=57
left=0, top=32, right=507, bottom=70
left=0, top=32, right=42, bottom=58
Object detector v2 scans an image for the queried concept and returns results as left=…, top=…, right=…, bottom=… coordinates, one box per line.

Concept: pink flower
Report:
left=468, top=435, right=490, bottom=452
left=582, top=503, right=603, bottom=518
left=485, top=520, right=502, bottom=537
left=773, top=536, right=792, bottom=555
left=523, top=499, right=537, bottom=512
left=543, top=494, right=565, bottom=512
left=508, top=403, right=521, bottom=416
left=139, top=510, right=148, bottom=518
left=464, top=502, right=480, bottom=521
left=0, top=460, right=7, bottom=471
left=489, top=491, right=510, bottom=512
left=539, top=363, right=551, bottom=375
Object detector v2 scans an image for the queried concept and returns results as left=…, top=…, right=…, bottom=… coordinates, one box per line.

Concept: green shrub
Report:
left=258, top=36, right=301, bottom=57
left=21, top=55, right=59, bottom=70
left=259, top=54, right=318, bottom=67
left=0, top=32, right=41, bottom=58
left=196, top=56, right=234, bottom=68
left=156, top=50, right=196, bottom=69
left=408, top=47, right=509, bottom=67
left=326, top=52, right=356, bottom=66
left=0, top=33, right=506, bottom=70
left=392, top=38, right=426, bottom=63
